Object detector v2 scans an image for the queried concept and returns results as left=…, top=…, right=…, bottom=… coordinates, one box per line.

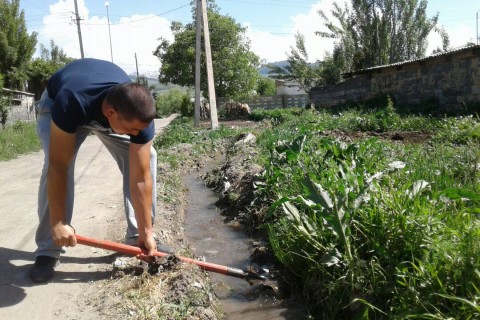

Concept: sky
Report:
left=19, top=0, right=480, bottom=77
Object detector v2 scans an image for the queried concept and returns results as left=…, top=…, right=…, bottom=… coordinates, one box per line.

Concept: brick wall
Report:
left=310, top=46, right=480, bottom=108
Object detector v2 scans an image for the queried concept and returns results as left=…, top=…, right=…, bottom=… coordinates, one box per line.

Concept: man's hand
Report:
left=51, top=223, right=77, bottom=247
left=135, top=234, right=157, bottom=262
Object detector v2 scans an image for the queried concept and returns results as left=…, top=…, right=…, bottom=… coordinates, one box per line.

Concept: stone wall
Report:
left=310, top=46, right=480, bottom=108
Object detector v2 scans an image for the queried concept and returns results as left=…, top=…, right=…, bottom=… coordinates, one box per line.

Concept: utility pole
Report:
left=477, top=9, right=480, bottom=45
left=105, top=1, right=113, bottom=62
left=73, top=0, right=84, bottom=58
left=194, top=0, right=202, bottom=127
left=200, top=0, right=218, bottom=129
left=135, top=53, right=139, bottom=81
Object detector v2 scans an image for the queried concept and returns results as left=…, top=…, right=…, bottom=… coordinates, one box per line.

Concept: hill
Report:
left=259, top=60, right=289, bottom=77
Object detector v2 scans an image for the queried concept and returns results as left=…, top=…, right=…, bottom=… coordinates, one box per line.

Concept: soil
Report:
left=317, top=129, right=432, bottom=144
left=0, top=114, right=217, bottom=320
left=0, top=114, right=429, bottom=320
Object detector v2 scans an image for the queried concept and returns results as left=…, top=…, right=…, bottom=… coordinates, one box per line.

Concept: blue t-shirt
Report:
left=47, top=58, right=154, bottom=144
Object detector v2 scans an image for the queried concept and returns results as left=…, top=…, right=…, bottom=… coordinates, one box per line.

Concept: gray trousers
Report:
left=35, top=91, right=157, bottom=258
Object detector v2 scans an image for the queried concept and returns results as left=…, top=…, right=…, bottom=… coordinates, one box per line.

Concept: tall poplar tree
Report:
left=317, top=0, right=449, bottom=72
left=0, top=0, right=37, bottom=89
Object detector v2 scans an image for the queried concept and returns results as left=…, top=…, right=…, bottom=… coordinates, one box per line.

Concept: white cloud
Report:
left=245, top=27, right=294, bottom=63
left=290, top=1, right=336, bottom=62
left=40, top=0, right=172, bottom=76
left=429, top=23, right=476, bottom=52
left=245, top=1, right=336, bottom=64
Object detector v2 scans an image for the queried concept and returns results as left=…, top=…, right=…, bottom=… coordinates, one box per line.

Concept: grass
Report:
left=0, top=121, right=41, bottom=161
left=154, top=116, right=253, bottom=157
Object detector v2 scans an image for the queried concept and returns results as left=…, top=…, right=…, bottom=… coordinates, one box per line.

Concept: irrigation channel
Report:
left=183, top=166, right=308, bottom=319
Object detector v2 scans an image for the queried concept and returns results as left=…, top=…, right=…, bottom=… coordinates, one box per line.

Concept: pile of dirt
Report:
left=202, top=132, right=263, bottom=222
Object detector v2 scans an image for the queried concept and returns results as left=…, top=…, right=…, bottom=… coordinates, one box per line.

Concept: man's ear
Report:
left=104, top=105, right=117, bottom=118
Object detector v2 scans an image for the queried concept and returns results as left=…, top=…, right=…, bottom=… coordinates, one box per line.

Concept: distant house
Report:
left=275, top=80, right=306, bottom=95
left=310, top=45, right=480, bottom=108
left=1, top=88, right=36, bottom=124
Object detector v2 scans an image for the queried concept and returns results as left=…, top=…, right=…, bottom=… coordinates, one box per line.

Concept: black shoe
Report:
left=29, top=256, right=59, bottom=283
left=124, top=236, right=175, bottom=254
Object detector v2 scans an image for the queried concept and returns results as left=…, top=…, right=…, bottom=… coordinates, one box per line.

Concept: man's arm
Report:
left=129, top=140, right=156, bottom=258
left=48, top=121, right=77, bottom=247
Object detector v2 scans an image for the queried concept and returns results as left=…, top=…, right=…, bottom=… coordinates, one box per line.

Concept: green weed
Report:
left=251, top=108, right=480, bottom=318
left=0, top=121, right=41, bottom=161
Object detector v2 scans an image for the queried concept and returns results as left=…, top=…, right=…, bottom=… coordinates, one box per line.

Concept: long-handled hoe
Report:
left=76, top=234, right=266, bottom=281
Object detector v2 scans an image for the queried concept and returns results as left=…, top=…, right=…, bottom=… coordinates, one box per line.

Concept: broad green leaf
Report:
left=265, top=196, right=291, bottom=220
left=441, top=188, right=480, bottom=202
left=302, top=177, right=334, bottom=210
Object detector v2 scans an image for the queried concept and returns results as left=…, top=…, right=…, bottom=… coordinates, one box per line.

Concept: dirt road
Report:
left=0, top=115, right=177, bottom=320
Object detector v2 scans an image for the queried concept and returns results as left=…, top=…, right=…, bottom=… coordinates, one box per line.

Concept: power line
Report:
left=218, top=0, right=326, bottom=8
left=113, top=3, right=191, bottom=25
left=24, top=4, right=191, bottom=29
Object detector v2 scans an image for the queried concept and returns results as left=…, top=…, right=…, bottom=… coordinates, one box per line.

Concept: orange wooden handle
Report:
left=75, top=234, right=169, bottom=258
left=75, top=234, right=249, bottom=279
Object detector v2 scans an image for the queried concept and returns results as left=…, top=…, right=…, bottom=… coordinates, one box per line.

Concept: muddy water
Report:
left=184, top=171, right=308, bottom=320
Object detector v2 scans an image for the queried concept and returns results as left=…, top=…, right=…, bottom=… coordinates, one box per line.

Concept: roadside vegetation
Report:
left=254, top=109, right=480, bottom=318
left=155, top=102, right=479, bottom=319
left=0, top=121, right=40, bottom=161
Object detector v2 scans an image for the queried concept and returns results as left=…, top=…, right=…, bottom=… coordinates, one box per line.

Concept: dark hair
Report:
left=105, top=83, right=156, bottom=123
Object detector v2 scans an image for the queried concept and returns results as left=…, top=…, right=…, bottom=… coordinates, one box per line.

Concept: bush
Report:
left=0, top=121, right=40, bottom=160
left=0, top=74, right=9, bottom=128
left=256, top=77, right=276, bottom=96
left=0, top=96, right=9, bottom=128
left=179, top=94, right=194, bottom=117
left=155, top=88, right=193, bottom=117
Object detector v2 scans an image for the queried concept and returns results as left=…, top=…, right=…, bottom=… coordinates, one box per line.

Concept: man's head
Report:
left=105, top=82, right=156, bottom=123
left=103, top=83, right=156, bottom=135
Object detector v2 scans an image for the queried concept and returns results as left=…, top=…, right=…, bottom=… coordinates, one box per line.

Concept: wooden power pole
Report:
left=200, top=0, right=218, bottom=129
left=73, top=0, right=85, bottom=58
left=135, top=53, right=139, bottom=81
left=194, top=0, right=202, bottom=127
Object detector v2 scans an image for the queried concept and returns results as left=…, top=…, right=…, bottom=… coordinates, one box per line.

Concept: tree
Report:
left=268, top=33, right=324, bottom=94
left=0, top=0, right=37, bottom=89
left=0, top=73, right=9, bottom=127
left=135, top=74, right=156, bottom=93
left=320, top=47, right=345, bottom=85
left=153, top=4, right=261, bottom=101
left=27, top=40, right=74, bottom=99
left=256, top=77, right=276, bottom=96
left=317, top=0, right=449, bottom=72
